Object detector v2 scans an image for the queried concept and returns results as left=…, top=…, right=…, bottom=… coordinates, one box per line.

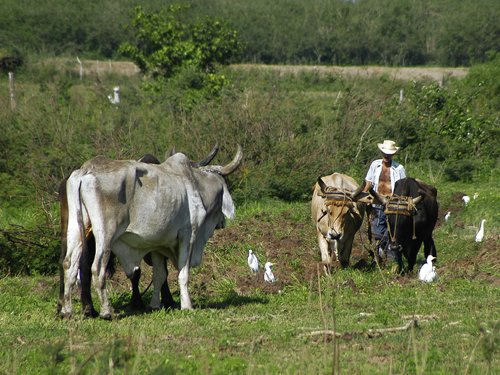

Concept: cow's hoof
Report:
left=82, top=307, right=99, bottom=318
left=100, top=312, right=113, bottom=321
left=145, top=305, right=161, bottom=313
left=59, top=311, right=72, bottom=320
left=390, top=263, right=402, bottom=274
left=163, top=300, right=178, bottom=310
left=130, top=301, right=146, bottom=311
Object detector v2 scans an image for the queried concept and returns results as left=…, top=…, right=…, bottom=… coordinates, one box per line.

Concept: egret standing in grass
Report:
left=264, top=262, right=275, bottom=283
left=248, top=249, right=259, bottom=274
left=419, top=255, right=438, bottom=282
left=444, top=211, right=451, bottom=222
left=475, top=219, right=486, bottom=243
left=462, top=195, right=470, bottom=206
left=108, top=86, right=120, bottom=105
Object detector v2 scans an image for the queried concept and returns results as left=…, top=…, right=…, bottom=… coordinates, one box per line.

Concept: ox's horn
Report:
left=369, top=187, right=388, bottom=205
left=219, top=145, right=243, bottom=176
left=317, top=177, right=328, bottom=194
left=164, top=146, right=177, bottom=161
left=412, top=195, right=423, bottom=205
left=351, top=182, right=364, bottom=200
left=191, top=143, right=219, bottom=168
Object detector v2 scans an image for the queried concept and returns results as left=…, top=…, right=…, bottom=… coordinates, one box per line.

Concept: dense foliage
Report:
left=0, top=0, right=499, bottom=66
left=119, top=6, right=241, bottom=78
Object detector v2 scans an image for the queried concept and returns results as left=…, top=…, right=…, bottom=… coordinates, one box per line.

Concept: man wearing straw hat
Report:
left=363, top=140, right=406, bottom=263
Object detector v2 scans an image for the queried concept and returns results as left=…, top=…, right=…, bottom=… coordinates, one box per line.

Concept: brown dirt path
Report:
left=234, top=63, right=468, bottom=83
left=47, top=58, right=468, bottom=82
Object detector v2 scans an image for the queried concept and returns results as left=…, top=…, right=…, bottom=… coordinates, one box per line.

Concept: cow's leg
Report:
left=143, top=253, right=174, bottom=309
left=91, top=240, right=114, bottom=320
left=317, top=233, right=332, bottom=274
left=61, top=217, right=84, bottom=318
left=156, top=254, right=175, bottom=309
left=112, top=240, right=147, bottom=311
left=338, top=236, right=354, bottom=268
left=423, top=237, right=437, bottom=259
left=318, top=232, right=331, bottom=264
left=177, top=237, right=193, bottom=310
left=130, top=266, right=145, bottom=310
left=150, top=252, right=167, bottom=310
left=79, top=233, right=98, bottom=317
left=407, top=240, right=422, bottom=272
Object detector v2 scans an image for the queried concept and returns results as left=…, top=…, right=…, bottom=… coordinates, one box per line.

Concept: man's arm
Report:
left=363, top=180, right=373, bottom=192
left=363, top=161, right=376, bottom=192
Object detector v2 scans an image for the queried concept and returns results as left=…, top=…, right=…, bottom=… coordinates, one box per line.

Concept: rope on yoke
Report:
left=384, top=195, right=418, bottom=241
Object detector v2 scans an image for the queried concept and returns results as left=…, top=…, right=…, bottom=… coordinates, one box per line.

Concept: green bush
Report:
left=0, top=226, right=59, bottom=275
left=443, top=160, right=477, bottom=182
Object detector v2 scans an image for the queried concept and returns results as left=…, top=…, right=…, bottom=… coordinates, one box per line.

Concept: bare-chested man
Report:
left=363, top=140, right=406, bottom=261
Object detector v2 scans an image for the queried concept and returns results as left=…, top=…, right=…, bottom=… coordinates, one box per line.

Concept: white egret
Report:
left=264, top=262, right=275, bottom=283
left=444, top=211, right=451, bottom=222
left=108, top=86, right=120, bottom=104
left=475, top=219, right=486, bottom=243
left=462, top=195, right=470, bottom=205
left=419, top=255, right=438, bottom=282
left=247, top=250, right=259, bottom=274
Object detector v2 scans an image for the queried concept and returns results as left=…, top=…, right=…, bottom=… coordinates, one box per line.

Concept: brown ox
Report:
left=311, top=173, right=365, bottom=268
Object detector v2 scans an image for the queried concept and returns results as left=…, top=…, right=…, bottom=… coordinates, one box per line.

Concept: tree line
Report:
left=0, top=0, right=498, bottom=67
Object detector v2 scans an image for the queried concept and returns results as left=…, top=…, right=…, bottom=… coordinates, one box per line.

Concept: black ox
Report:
left=371, top=177, right=438, bottom=271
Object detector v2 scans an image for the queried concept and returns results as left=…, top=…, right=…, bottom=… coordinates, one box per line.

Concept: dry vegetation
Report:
left=53, top=58, right=469, bottom=83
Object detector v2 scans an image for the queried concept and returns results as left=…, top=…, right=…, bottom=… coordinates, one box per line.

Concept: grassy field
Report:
left=0, top=178, right=498, bottom=374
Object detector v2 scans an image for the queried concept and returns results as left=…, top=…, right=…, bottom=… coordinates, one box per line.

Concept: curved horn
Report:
left=219, top=145, right=243, bottom=176
left=191, top=143, right=219, bottom=168
left=412, top=195, right=423, bottom=205
left=164, top=146, right=177, bottom=161
left=317, top=177, right=328, bottom=194
left=351, top=181, right=364, bottom=200
left=369, top=187, right=388, bottom=205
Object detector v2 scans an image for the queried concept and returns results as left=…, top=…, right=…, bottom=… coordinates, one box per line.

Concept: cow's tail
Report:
left=62, top=173, right=88, bottom=305
left=57, top=178, right=69, bottom=315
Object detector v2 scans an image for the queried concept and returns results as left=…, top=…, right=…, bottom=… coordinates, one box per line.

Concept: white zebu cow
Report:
left=61, top=146, right=242, bottom=319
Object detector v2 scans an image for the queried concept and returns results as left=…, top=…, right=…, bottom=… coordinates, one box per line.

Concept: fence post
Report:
left=8, top=72, right=16, bottom=110
left=76, top=56, right=83, bottom=80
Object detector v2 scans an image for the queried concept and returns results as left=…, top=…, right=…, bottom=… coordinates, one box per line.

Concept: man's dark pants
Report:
left=371, top=205, right=402, bottom=266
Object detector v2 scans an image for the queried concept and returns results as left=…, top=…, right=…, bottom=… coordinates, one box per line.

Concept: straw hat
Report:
left=377, top=140, right=400, bottom=155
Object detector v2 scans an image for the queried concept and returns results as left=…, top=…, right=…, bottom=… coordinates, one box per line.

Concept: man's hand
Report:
left=363, top=180, right=373, bottom=192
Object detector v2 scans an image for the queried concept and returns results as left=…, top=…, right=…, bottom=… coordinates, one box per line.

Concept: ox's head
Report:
left=199, top=145, right=243, bottom=227
left=317, top=177, right=363, bottom=242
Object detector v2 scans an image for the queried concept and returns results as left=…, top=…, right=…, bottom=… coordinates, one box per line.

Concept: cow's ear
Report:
left=221, top=183, right=235, bottom=219
left=317, top=177, right=328, bottom=194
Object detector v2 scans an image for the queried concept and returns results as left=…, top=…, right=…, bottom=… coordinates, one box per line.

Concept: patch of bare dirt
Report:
left=47, top=59, right=469, bottom=83
left=206, top=210, right=320, bottom=294
left=234, top=64, right=468, bottom=83
left=439, top=237, right=500, bottom=285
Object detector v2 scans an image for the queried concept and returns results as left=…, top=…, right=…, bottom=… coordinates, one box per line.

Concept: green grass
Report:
left=0, top=185, right=498, bottom=374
